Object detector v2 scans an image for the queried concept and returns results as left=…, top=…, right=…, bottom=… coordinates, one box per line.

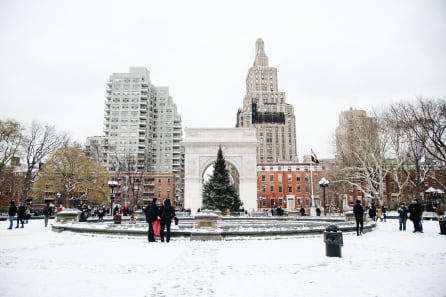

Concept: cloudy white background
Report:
left=1, top=0, right=445, bottom=158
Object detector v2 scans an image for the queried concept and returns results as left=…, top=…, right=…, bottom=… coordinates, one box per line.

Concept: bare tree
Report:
left=0, top=119, right=22, bottom=172
left=389, top=97, right=446, bottom=163
left=383, top=115, right=412, bottom=201
left=387, top=98, right=442, bottom=199
left=20, top=122, right=68, bottom=201
left=336, top=109, right=394, bottom=206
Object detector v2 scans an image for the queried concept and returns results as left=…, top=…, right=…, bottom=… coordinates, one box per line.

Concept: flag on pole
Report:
left=311, top=148, right=319, bottom=164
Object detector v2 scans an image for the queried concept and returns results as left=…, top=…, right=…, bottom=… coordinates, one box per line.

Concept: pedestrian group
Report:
left=352, top=198, right=426, bottom=236
left=143, top=198, right=178, bottom=243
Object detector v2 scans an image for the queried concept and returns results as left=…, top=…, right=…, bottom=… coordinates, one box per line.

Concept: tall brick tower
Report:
left=237, top=38, right=298, bottom=164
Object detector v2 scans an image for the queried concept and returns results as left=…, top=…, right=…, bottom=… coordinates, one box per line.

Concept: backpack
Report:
left=160, top=206, right=173, bottom=221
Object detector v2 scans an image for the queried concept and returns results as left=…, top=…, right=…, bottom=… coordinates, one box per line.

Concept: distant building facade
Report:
left=335, top=108, right=378, bottom=166
left=257, top=163, right=327, bottom=212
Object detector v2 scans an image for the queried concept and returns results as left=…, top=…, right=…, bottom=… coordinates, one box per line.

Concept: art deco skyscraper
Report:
left=237, top=38, right=298, bottom=164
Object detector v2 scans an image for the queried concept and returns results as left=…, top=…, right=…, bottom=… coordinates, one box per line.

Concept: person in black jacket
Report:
left=97, top=206, right=105, bottom=223
left=369, top=202, right=377, bottom=221
left=353, top=200, right=364, bottom=236
left=398, top=202, right=409, bottom=231
left=43, top=203, right=52, bottom=227
left=7, top=200, right=17, bottom=229
left=16, top=202, right=26, bottom=228
left=408, top=199, right=423, bottom=233
left=159, top=198, right=176, bottom=243
left=144, top=198, right=159, bottom=242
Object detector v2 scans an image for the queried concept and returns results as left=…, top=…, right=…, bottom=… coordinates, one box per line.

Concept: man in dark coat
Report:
left=97, top=206, right=105, bottom=223
left=16, top=202, right=26, bottom=228
left=144, top=198, right=159, bottom=242
left=408, top=199, right=423, bottom=233
left=353, top=200, right=364, bottom=236
left=369, top=202, right=377, bottom=221
left=159, top=198, right=176, bottom=243
left=43, top=203, right=52, bottom=227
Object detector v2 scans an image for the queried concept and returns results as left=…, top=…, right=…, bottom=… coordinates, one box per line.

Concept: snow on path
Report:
left=1, top=219, right=445, bottom=297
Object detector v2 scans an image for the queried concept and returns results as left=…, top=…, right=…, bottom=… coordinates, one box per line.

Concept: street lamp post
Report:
left=135, top=178, right=140, bottom=209
left=108, top=180, right=118, bottom=215
left=56, top=192, right=61, bottom=208
left=319, top=177, right=329, bottom=216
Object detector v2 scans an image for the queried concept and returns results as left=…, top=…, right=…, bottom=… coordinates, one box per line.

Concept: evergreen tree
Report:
left=202, top=146, right=243, bottom=212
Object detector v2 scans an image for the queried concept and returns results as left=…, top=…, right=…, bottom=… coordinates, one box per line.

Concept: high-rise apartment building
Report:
left=237, top=39, right=298, bottom=164
left=335, top=108, right=378, bottom=166
left=104, top=67, right=154, bottom=171
left=102, top=67, right=183, bottom=203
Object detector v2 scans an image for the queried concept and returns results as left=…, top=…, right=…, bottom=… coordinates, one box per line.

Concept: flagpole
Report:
left=309, top=148, right=315, bottom=216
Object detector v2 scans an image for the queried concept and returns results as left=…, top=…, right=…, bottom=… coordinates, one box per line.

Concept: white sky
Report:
left=1, top=0, right=445, bottom=159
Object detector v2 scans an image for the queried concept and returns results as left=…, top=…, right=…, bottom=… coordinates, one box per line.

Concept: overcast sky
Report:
left=1, top=0, right=445, bottom=159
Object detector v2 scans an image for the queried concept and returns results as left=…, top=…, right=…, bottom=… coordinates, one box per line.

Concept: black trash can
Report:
left=324, top=225, right=343, bottom=257
left=113, top=214, right=122, bottom=224
left=439, top=217, right=446, bottom=235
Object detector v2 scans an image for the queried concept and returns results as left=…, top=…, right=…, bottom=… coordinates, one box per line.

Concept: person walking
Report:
left=408, top=199, right=423, bottom=233
left=159, top=198, right=176, bottom=243
left=382, top=205, right=387, bottom=222
left=377, top=206, right=383, bottom=222
left=7, top=200, right=17, bottom=229
left=97, top=206, right=105, bottom=223
left=16, top=202, right=26, bottom=228
left=353, top=200, right=364, bottom=236
left=144, top=198, right=159, bottom=242
left=369, top=202, right=377, bottom=221
left=43, top=203, right=52, bottom=227
left=419, top=203, right=424, bottom=233
left=25, top=204, right=31, bottom=223
left=398, top=202, right=409, bottom=231
left=113, top=205, right=118, bottom=215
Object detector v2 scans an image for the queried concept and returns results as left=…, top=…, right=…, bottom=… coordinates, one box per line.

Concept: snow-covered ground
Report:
left=1, top=218, right=445, bottom=297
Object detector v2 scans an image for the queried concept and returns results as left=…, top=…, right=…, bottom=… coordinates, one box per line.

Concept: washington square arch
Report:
left=183, top=128, right=257, bottom=214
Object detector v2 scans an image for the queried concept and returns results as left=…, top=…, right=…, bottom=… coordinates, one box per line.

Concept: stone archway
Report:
left=183, top=128, right=257, bottom=214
